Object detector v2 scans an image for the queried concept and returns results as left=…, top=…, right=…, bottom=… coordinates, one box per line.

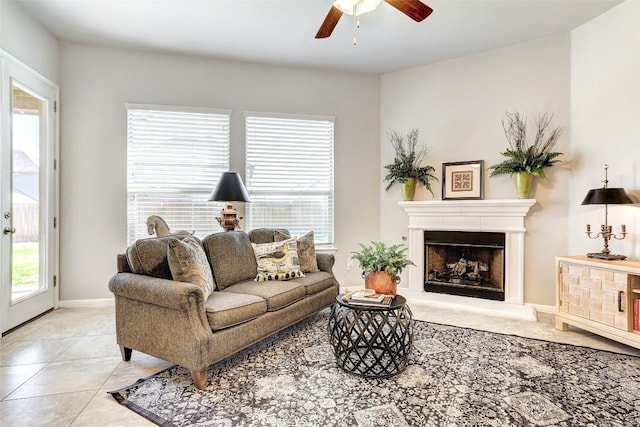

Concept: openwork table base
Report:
left=328, top=295, right=413, bottom=378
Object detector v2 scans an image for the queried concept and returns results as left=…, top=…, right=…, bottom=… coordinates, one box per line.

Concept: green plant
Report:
left=350, top=241, right=415, bottom=278
left=383, top=129, right=438, bottom=195
left=488, top=111, right=564, bottom=179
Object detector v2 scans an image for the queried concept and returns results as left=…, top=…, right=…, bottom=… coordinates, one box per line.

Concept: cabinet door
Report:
left=559, top=262, right=628, bottom=330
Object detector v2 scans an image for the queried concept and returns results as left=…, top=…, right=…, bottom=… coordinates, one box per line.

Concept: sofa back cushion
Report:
left=202, top=231, right=257, bottom=290
left=247, top=228, right=289, bottom=244
left=126, top=235, right=195, bottom=279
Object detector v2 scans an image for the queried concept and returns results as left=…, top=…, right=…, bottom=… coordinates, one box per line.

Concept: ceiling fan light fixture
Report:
left=333, top=0, right=383, bottom=16
left=316, top=0, right=433, bottom=40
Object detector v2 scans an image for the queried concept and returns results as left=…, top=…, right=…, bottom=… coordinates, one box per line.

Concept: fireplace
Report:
left=398, top=200, right=536, bottom=319
left=424, top=230, right=505, bottom=301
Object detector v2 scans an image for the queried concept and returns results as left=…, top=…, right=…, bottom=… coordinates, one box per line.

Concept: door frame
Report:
left=0, top=49, right=59, bottom=333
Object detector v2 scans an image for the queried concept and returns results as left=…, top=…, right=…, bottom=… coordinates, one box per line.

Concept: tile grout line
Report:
left=1, top=362, right=49, bottom=402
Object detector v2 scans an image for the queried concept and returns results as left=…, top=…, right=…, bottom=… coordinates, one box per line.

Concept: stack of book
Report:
left=344, top=290, right=394, bottom=307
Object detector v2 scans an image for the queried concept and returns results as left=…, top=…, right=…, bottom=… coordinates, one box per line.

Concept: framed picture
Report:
left=442, top=160, right=484, bottom=200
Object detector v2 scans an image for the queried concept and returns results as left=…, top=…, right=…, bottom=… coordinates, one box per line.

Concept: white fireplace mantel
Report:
left=399, top=199, right=537, bottom=320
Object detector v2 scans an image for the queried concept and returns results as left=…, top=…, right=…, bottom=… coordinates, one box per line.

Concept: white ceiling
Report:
left=18, top=0, right=622, bottom=74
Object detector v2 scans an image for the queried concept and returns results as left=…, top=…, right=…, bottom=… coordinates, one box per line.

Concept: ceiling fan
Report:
left=315, top=0, right=433, bottom=39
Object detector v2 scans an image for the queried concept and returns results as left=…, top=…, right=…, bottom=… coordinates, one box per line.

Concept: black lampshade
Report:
left=208, top=172, right=250, bottom=202
left=581, top=188, right=633, bottom=205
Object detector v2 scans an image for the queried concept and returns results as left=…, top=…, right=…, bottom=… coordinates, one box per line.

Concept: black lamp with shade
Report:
left=582, top=165, right=633, bottom=260
left=208, top=172, right=250, bottom=231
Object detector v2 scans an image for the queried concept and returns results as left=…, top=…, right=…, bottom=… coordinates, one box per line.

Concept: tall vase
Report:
left=401, top=178, right=416, bottom=201
left=514, top=172, right=533, bottom=199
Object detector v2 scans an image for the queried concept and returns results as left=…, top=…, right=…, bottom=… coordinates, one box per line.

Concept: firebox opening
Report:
left=424, top=231, right=506, bottom=301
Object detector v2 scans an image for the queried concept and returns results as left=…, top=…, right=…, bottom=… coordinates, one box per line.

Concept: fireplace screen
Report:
left=424, top=231, right=505, bottom=301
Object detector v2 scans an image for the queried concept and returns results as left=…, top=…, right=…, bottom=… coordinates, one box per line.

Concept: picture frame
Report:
left=442, top=160, right=484, bottom=200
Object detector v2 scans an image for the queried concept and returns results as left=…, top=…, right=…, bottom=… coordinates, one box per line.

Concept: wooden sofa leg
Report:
left=190, top=369, right=208, bottom=390
left=119, top=346, right=132, bottom=361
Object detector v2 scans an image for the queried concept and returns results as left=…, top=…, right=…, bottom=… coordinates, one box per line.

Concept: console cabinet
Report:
left=556, top=256, right=640, bottom=349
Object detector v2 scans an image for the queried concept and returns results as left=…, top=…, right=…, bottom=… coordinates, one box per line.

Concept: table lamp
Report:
left=208, top=172, right=250, bottom=231
left=582, top=165, right=633, bottom=260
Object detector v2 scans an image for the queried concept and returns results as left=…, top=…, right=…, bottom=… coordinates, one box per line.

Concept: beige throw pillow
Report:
left=252, top=238, right=305, bottom=281
left=274, top=231, right=319, bottom=273
left=167, top=236, right=215, bottom=300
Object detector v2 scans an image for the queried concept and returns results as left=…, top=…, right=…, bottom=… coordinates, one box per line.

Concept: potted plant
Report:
left=383, top=129, right=437, bottom=201
left=350, top=241, right=415, bottom=295
left=488, top=111, right=564, bottom=198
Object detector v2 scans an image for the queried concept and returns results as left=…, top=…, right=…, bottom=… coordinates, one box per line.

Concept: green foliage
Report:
left=383, top=129, right=438, bottom=195
left=12, top=242, right=39, bottom=287
left=488, top=111, right=564, bottom=179
left=350, top=241, right=415, bottom=277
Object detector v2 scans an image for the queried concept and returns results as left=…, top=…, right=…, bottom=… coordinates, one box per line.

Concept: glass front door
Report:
left=1, top=55, right=58, bottom=333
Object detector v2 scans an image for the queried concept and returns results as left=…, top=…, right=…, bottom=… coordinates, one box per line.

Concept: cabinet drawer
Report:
left=559, top=262, right=628, bottom=330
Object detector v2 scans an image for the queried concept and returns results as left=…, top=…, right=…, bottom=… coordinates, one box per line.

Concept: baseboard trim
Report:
left=528, top=303, right=555, bottom=315
left=58, top=298, right=115, bottom=308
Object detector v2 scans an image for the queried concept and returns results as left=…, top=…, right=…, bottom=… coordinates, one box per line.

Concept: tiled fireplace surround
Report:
left=398, top=200, right=537, bottom=320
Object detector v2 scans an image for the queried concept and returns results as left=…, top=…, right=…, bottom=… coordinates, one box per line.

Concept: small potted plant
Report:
left=383, top=129, right=437, bottom=201
left=350, top=241, right=415, bottom=295
left=488, top=111, right=564, bottom=198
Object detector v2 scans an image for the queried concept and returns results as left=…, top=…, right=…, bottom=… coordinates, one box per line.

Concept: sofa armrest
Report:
left=316, top=253, right=335, bottom=274
left=109, top=272, right=214, bottom=373
left=109, top=272, right=204, bottom=310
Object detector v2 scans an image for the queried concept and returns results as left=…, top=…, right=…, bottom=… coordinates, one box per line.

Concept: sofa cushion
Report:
left=248, top=228, right=290, bottom=244
left=202, top=231, right=257, bottom=290
left=222, top=280, right=306, bottom=312
left=274, top=231, right=320, bottom=273
left=204, top=292, right=267, bottom=331
left=126, top=235, right=195, bottom=280
left=167, top=236, right=215, bottom=300
left=290, top=271, right=335, bottom=296
left=252, top=238, right=304, bottom=281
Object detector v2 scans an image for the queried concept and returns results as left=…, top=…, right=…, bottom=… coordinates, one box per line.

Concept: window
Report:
left=126, top=105, right=230, bottom=244
left=245, top=113, right=334, bottom=245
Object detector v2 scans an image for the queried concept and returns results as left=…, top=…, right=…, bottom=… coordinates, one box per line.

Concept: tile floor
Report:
left=1, top=304, right=639, bottom=426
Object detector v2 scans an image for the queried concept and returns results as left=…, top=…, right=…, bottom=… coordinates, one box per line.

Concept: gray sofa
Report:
left=108, top=228, right=339, bottom=389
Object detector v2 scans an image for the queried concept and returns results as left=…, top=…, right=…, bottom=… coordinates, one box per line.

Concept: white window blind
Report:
left=245, top=114, right=334, bottom=244
left=127, top=105, right=230, bottom=244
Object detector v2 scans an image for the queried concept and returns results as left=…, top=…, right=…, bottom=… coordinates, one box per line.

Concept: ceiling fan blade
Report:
left=384, top=0, right=433, bottom=22
left=315, top=5, right=343, bottom=39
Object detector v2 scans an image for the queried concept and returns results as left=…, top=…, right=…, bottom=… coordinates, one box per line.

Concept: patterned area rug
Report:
left=110, top=310, right=640, bottom=426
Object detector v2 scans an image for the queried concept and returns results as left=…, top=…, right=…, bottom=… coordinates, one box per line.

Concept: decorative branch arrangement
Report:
left=488, top=111, right=564, bottom=179
left=383, top=128, right=437, bottom=195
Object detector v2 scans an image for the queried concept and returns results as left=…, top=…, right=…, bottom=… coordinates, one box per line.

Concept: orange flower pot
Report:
left=365, top=271, right=397, bottom=296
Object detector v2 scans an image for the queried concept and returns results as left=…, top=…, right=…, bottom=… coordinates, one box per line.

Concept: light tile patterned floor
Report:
left=1, top=305, right=638, bottom=426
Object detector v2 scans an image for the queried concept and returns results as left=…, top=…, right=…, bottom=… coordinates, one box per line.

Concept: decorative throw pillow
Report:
left=251, top=238, right=305, bottom=281
left=167, top=236, right=215, bottom=300
left=274, top=231, right=320, bottom=273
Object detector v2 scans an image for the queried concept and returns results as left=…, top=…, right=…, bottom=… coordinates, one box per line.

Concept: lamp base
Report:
left=586, top=252, right=627, bottom=261
left=216, top=202, right=242, bottom=231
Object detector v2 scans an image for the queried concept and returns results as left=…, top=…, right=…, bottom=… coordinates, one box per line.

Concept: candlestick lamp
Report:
left=582, top=165, right=633, bottom=260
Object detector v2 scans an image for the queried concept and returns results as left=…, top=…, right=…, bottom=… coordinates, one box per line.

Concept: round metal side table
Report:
left=328, top=294, right=414, bottom=378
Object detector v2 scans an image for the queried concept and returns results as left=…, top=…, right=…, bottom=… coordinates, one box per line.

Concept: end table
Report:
left=328, top=294, right=414, bottom=378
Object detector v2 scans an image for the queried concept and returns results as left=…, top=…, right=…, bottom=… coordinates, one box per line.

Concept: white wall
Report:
left=59, top=43, right=380, bottom=300
left=380, top=35, right=571, bottom=306
left=0, top=0, right=59, bottom=82
left=15, top=0, right=639, bottom=307
left=569, top=0, right=640, bottom=259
